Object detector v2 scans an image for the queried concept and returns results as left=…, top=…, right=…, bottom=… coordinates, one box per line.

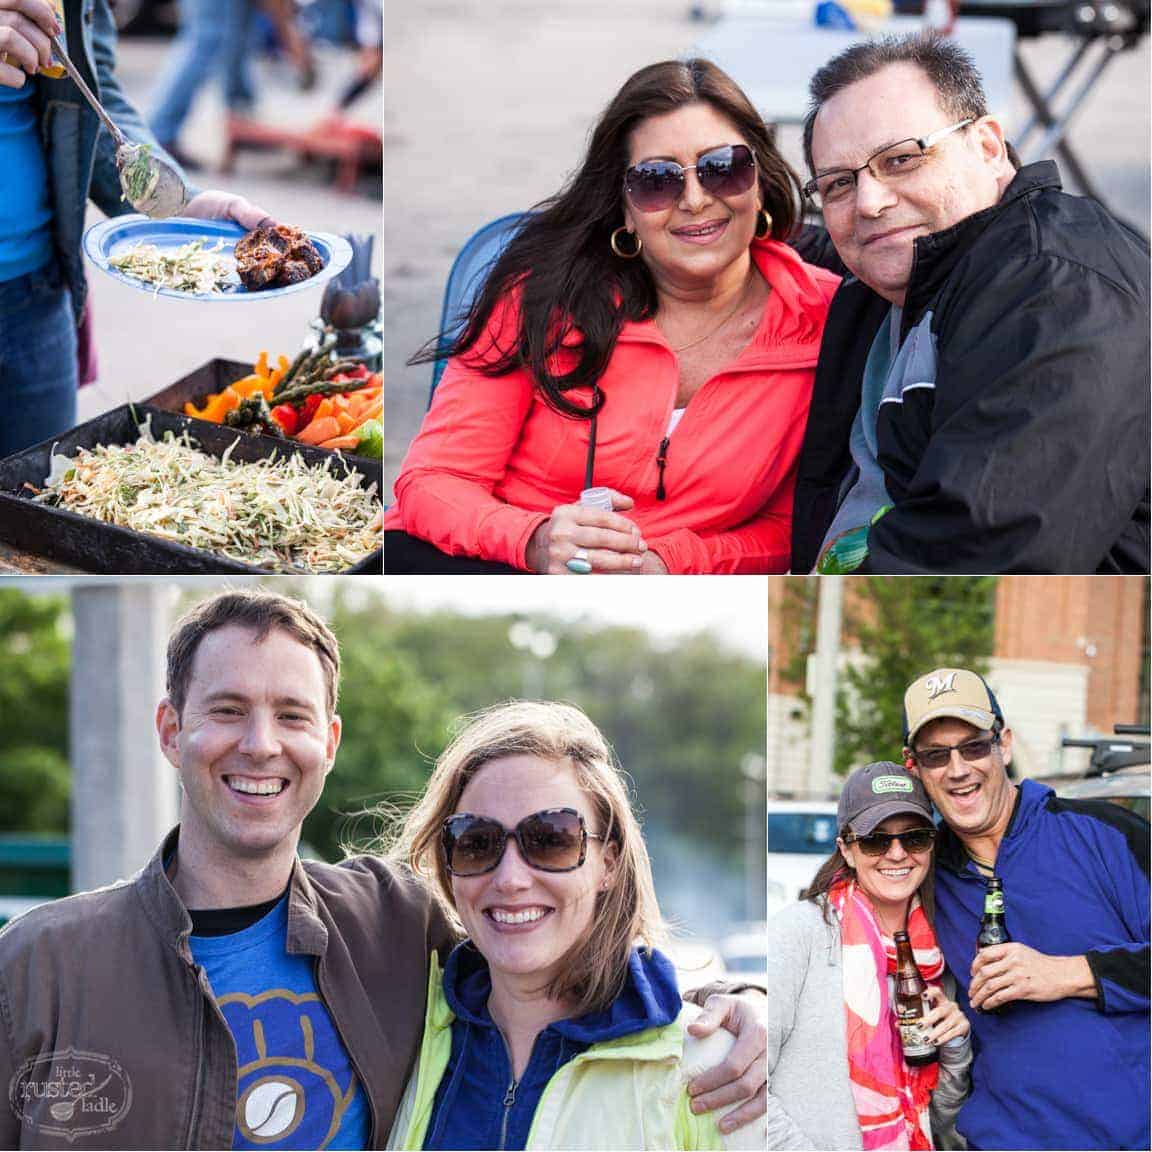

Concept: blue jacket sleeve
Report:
left=1084, top=804, right=1149, bottom=1015
left=87, top=0, right=197, bottom=216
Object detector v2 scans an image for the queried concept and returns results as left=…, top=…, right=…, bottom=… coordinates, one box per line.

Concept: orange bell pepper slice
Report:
left=295, top=415, right=342, bottom=445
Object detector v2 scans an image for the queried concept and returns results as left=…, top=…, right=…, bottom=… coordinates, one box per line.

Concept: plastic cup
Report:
left=579, top=487, right=615, bottom=512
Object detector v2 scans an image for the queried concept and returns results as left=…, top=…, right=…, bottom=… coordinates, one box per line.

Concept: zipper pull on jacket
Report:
left=656, top=437, right=670, bottom=501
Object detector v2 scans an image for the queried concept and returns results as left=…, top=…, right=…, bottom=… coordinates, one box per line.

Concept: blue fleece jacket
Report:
left=933, top=779, right=1150, bottom=1151
left=422, top=942, right=682, bottom=1151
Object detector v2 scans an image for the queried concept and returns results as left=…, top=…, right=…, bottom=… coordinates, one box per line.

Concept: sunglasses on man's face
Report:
left=623, top=144, right=757, bottom=212
left=843, top=827, right=937, bottom=857
left=441, top=808, right=605, bottom=877
left=910, top=735, right=999, bottom=772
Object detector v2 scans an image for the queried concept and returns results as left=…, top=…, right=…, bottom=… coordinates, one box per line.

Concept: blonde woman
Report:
left=387, top=701, right=765, bottom=1150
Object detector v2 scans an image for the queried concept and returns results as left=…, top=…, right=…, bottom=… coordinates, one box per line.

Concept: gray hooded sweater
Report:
left=766, top=899, right=971, bottom=1150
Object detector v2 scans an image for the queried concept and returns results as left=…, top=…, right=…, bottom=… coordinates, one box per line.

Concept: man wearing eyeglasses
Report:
left=788, top=32, right=1150, bottom=575
left=900, top=666, right=1149, bottom=1150
left=0, top=589, right=771, bottom=1149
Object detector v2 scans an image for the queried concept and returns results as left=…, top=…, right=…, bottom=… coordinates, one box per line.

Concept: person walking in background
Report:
left=766, top=761, right=971, bottom=1149
left=148, top=0, right=313, bottom=167
left=0, top=0, right=267, bottom=458
left=901, top=667, right=1150, bottom=1150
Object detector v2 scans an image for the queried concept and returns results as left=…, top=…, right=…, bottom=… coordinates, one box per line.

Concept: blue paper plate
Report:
left=83, top=216, right=353, bottom=301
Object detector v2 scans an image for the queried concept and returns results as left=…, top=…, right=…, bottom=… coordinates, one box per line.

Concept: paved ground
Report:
left=77, top=37, right=381, bottom=423
left=383, top=0, right=1150, bottom=495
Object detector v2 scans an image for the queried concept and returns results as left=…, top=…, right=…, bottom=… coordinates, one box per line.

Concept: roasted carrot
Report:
left=318, top=434, right=361, bottom=452
left=296, top=416, right=342, bottom=445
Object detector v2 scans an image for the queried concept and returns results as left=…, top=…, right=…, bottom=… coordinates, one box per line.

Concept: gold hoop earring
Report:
left=610, top=227, right=642, bottom=259
left=754, top=209, right=773, bottom=239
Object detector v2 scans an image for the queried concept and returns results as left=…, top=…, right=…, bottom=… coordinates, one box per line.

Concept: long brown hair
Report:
left=386, top=701, right=666, bottom=1016
left=413, top=58, right=803, bottom=417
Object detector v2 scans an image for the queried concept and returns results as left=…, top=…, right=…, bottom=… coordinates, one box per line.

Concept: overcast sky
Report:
left=378, top=576, right=767, bottom=661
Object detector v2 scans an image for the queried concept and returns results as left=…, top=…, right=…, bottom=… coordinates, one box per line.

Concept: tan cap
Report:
left=903, top=667, right=1003, bottom=744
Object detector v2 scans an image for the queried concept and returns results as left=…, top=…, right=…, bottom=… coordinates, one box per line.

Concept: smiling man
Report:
left=901, top=667, right=1150, bottom=1150
left=789, top=33, right=1150, bottom=574
left=0, top=589, right=769, bottom=1150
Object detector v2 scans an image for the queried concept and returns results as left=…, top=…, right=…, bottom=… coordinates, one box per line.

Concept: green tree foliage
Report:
left=834, top=577, right=997, bottom=773
left=0, top=590, right=70, bottom=833
left=378, top=610, right=764, bottom=864
left=0, top=586, right=763, bottom=873
left=302, top=588, right=451, bottom=859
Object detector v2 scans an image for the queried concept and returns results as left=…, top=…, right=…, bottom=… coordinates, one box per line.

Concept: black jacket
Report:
left=790, top=162, right=1151, bottom=574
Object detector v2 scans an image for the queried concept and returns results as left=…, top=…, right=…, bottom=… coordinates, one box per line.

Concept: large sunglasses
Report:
left=441, top=808, right=605, bottom=877
left=624, top=144, right=757, bottom=212
left=843, top=827, right=937, bottom=856
left=910, top=734, right=999, bottom=772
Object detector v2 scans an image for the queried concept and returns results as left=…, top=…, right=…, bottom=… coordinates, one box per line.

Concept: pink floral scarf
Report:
left=827, top=876, right=944, bottom=1150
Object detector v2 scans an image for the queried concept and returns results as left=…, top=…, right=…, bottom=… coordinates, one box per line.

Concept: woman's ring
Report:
left=566, top=548, right=592, bottom=574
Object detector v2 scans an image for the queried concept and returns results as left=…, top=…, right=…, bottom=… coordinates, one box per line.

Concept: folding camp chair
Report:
left=428, top=212, right=530, bottom=404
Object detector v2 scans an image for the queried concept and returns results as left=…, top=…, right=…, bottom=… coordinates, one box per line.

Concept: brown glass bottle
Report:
left=893, top=930, right=938, bottom=1066
left=976, top=877, right=1011, bottom=1014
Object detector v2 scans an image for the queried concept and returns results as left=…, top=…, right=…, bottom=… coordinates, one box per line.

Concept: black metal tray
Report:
left=0, top=405, right=383, bottom=574
left=143, top=357, right=380, bottom=463
left=142, top=357, right=254, bottom=413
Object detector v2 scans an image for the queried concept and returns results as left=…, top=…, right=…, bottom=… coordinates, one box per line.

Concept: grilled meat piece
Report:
left=235, top=224, right=324, bottom=291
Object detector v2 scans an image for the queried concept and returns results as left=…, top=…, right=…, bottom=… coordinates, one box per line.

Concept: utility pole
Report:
left=807, top=576, right=843, bottom=799
left=741, top=753, right=766, bottom=921
left=70, top=583, right=178, bottom=892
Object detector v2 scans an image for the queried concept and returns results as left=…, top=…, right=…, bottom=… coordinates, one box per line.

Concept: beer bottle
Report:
left=976, top=876, right=1011, bottom=1014
left=893, top=930, right=938, bottom=1066
left=977, top=877, right=1010, bottom=948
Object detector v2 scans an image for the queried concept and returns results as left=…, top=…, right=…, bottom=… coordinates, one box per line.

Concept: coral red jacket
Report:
left=386, top=239, right=839, bottom=573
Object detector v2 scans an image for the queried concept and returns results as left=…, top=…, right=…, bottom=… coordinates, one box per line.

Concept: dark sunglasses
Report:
left=624, top=144, right=757, bottom=212
left=910, top=735, right=999, bottom=772
left=441, top=808, right=605, bottom=877
left=843, top=827, right=937, bottom=857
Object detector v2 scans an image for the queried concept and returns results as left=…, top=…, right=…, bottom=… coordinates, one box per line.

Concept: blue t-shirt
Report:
left=0, top=79, right=54, bottom=283
left=189, top=897, right=371, bottom=1150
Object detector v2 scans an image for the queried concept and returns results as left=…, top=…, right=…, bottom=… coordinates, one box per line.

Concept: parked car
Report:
left=720, top=922, right=768, bottom=984
left=1058, top=728, right=1150, bottom=823
left=767, top=799, right=838, bottom=904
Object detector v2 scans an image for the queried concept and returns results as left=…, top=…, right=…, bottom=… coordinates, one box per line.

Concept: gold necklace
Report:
left=666, top=275, right=763, bottom=354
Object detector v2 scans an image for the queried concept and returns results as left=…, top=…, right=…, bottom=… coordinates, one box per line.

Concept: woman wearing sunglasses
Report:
left=766, top=762, right=971, bottom=1150
left=384, top=58, right=839, bottom=574
left=386, top=701, right=764, bottom=1149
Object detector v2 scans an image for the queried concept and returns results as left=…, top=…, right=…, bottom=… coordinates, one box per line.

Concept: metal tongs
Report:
left=48, top=32, right=187, bottom=218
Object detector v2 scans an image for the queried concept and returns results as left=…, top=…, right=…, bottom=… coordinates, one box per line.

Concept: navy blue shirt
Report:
left=933, top=779, right=1150, bottom=1151
left=423, top=944, right=681, bottom=1151
left=189, top=896, right=371, bottom=1150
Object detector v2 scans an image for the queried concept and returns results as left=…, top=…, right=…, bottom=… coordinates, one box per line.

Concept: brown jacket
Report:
left=0, top=829, right=457, bottom=1150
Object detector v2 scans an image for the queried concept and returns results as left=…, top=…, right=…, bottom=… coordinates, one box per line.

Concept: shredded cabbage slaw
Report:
left=36, top=419, right=380, bottom=573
